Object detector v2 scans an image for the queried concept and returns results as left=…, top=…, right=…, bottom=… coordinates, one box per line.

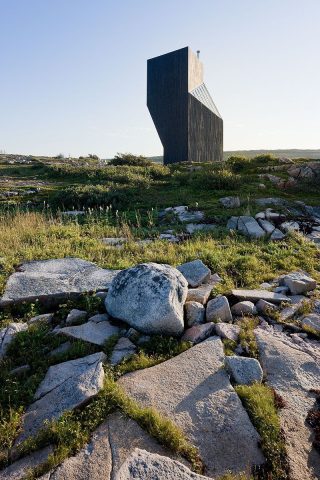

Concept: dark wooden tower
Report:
left=147, top=46, right=223, bottom=165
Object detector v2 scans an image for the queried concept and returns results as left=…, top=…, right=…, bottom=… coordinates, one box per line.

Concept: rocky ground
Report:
left=0, top=258, right=319, bottom=480
left=0, top=153, right=319, bottom=480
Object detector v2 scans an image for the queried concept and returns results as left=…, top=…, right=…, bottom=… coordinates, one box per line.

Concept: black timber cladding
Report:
left=147, top=46, right=223, bottom=164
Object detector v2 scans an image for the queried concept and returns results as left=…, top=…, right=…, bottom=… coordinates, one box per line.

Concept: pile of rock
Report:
left=227, top=198, right=320, bottom=243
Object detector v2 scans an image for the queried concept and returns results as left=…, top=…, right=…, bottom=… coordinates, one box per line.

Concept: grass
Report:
left=238, top=317, right=260, bottom=359
left=235, top=384, right=289, bottom=480
left=114, top=335, right=191, bottom=376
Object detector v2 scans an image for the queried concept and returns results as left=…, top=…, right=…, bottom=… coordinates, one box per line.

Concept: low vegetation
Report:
left=235, top=384, right=289, bottom=480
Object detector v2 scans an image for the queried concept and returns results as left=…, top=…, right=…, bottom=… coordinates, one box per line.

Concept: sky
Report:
left=1, top=0, right=320, bottom=158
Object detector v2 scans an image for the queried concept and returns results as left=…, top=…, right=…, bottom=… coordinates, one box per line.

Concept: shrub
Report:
left=227, top=155, right=251, bottom=173
left=175, top=168, right=242, bottom=190
left=109, top=153, right=152, bottom=167
left=51, top=185, right=132, bottom=210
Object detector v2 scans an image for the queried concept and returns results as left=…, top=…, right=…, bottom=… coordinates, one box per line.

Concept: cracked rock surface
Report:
left=15, top=352, right=106, bottom=445
left=119, top=337, right=265, bottom=476
left=0, top=258, right=120, bottom=307
left=256, top=327, right=320, bottom=480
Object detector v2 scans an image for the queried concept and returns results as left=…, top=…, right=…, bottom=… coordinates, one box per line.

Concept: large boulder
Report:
left=105, top=263, right=188, bottom=336
left=0, top=258, right=120, bottom=307
left=119, top=337, right=264, bottom=477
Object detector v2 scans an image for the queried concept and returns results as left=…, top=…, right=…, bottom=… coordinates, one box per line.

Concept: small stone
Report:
left=280, top=221, right=300, bottom=233
left=282, top=272, right=317, bottom=295
left=256, top=299, right=278, bottom=315
left=0, top=322, right=28, bottom=358
left=101, top=237, right=127, bottom=246
left=177, top=259, right=211, bottom=288
left=301, top=314, right=320, bottom=333
left=270, top=229, right=286, bottom=241
left=215, top=323, right=240, bottom=342
left=184, top=301, right=205, bottom=327
left=255, top=212, right=266, bottom=220
left=95, top=291, right=108, bottom=302
left=231, top=289, right=290, bottom=304
left=259, top=282, right=273, bottom=289
left=88, top=313, right=110, bottom=323
left=231, top=301, right=256, bottom=316
left=219, top=196, right=241, bottom=208
left=48, top=341, right=72, bottom=357
left=257, top=219, right=275, bottom=234
left=206, top=296, right=232, bottom=323
left=186, top=274, right=222, bottom=305
left=59, top=320, right=120, bottom=345
left=110, top=337, right=137, bottom=365
left=181, top=323, right=215, bottom=344
left=226, top=216, right=239, bottom=230
left=274, top=286, right=289, bottom=295
left=307, top=231, right=320, bottom=244
left=66, top=309, right=87, bottom=326
left=225, top=356, right=263, bottom=385
left=28, top=313, right=54, bottom=325
left=159, top=233, right=179, bottom=243
left=10, top=364, right=30, bottom=376
left=237, top=216, right=266, bottom=239
left=125, top=328, right=140, bottom=342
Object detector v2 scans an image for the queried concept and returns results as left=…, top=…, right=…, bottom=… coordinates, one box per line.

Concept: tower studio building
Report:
left=147, top=46, right=223, bottom=165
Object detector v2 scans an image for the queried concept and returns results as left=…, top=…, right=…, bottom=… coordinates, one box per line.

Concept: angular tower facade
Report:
left=147, top=46, right=223, bottom=165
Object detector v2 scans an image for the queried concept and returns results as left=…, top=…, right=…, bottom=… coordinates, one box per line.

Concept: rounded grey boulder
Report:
left=105, top=263, right=188, bottom=336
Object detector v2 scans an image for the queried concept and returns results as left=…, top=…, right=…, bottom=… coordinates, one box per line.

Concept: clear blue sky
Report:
left=1, top=0, right=319, bottom=158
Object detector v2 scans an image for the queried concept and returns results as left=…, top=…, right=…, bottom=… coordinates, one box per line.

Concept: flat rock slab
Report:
left=119, top=337, right=264, bottom=477
left=231, top=289, right=290, bottom=304
left=0, top=322, right=28, bottom=358
left=0, top=258, right=120, bottom=307
left=0, top=446, right=53, bottom=480
left=117, top=449, right=213, bottom=480
left=38, top=412, right=185, bottom=480
left=256, top=328, right=320, bottom=480
left=15, top=352, right=106, bottom=445
left=177, top=260, right=211, bottom=288
left=59, top=319, right=120, bottom=345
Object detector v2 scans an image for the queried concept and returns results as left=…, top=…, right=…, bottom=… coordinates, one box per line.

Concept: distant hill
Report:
left=150, top=149, right=320, bottom=164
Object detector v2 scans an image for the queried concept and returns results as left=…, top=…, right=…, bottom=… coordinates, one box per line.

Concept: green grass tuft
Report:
left=235, top=383, right=289, bottom=480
